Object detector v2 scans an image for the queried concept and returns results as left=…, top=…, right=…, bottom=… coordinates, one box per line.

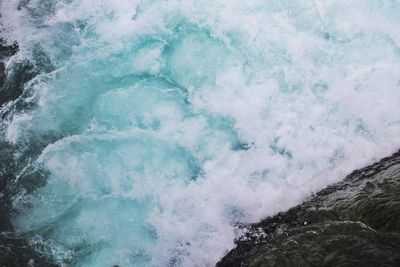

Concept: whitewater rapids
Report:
left=1, top=0, right=400, bottom=266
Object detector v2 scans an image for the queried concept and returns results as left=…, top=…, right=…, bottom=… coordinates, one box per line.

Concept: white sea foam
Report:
left=1, top=0, right=400, bottom=266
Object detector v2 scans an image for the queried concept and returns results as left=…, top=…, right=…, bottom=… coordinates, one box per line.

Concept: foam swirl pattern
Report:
left=1, top=0, right=400, bottom=266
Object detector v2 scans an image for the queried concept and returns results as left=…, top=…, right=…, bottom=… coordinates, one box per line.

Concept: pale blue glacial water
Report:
left=1, top=0, right=400, bottom=266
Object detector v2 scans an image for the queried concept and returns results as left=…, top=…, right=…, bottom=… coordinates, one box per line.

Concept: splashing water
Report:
left=1, top=0, right=400, bottom=266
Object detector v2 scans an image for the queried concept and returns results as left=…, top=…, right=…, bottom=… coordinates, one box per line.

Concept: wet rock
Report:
left=218, top=151, right=400, bottom=267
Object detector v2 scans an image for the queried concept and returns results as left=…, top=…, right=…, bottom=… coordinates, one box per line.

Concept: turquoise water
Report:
left=1, top=0, right=400, bottom=266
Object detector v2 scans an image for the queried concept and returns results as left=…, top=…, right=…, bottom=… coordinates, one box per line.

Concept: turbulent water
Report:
left=1, top=0, right=400, bottom=266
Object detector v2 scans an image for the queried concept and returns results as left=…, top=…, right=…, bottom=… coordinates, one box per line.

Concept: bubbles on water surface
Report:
left=1, top=0, right=400, bottom=266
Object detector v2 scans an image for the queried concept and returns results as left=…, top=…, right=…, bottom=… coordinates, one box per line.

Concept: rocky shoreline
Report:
left=1, top=42, right=400, bottom=267
left=217, top=150, right=400, bottom=267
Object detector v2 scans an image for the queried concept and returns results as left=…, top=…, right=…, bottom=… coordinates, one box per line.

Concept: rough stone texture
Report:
left=2, top=40, right=400, bottom=265
left=218, top=151, right=400, bottom=267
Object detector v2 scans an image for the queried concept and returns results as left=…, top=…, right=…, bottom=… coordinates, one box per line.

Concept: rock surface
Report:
left=1, top=41, right=400, bottom=266
left=218, top=151, right=400, bottom=267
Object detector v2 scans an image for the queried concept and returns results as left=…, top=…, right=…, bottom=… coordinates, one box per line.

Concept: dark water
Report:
left=0, top=41, right=58, bottom=267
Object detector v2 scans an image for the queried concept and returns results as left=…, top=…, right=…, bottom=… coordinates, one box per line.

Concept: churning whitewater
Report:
left=1, top=0, right=400, bottom=266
